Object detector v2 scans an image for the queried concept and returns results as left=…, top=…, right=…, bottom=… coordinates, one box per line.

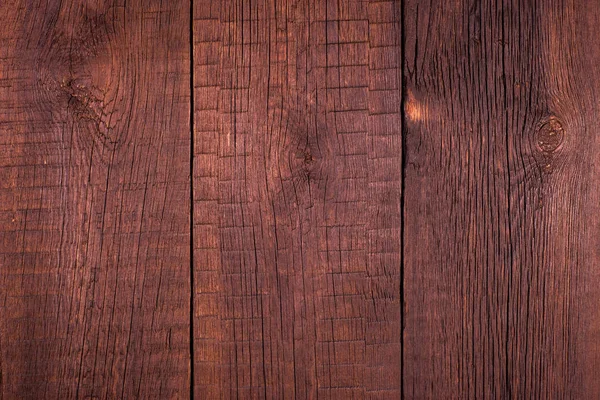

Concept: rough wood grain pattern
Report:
left=0, top=1, right=191, bottom=398
left=193, top=0, right=402, bottom=397
left=5, top=0, right=600, bottom=398
left=403, top=0, right=600, bottom=398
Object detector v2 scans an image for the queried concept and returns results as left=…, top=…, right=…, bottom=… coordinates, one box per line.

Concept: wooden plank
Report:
left=403, top=0, right=600, bottom=397
left=193, top=0, right=402, bottom=397
left=0, top=1, right=191, bottom=398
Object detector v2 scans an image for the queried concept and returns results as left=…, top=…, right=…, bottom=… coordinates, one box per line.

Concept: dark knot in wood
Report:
left=296, top=149, right=314, bottom=166
left=536, top=118, right=564, bottom=153
left=293, top=148, right=319, bottom=180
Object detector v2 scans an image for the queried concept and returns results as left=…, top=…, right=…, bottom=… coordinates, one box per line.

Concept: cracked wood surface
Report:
left=403, top=0, right=600, bottom=398
left=2, top=0, right=600, bottom=399
left=192, top=0, right=402, bottom=398
left=0, top=1, right=191, bottom=398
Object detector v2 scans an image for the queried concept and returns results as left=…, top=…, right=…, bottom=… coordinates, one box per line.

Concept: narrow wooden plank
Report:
left=403, top=0, right=600, bottom=398
left=0, top=1, right=191, bottom=398
left=193, top=0, right=402, bottom=397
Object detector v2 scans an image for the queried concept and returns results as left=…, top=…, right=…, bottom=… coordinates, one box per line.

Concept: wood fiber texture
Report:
left=0, top=1, right=191, bottom=398
left=2, top=0, right=600, bottom=399
left=403, top=0, right=600, bottom=398
left=192, top=0, right=402, bottom=398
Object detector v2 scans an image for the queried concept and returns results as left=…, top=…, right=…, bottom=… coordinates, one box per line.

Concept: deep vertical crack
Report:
left=189, top=0, right=195, bottom=398
left=399, top=0, right=406, bottom=399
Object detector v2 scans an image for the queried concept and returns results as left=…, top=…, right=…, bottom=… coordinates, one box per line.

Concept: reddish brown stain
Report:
left=4, top=0, right=600, bottom=399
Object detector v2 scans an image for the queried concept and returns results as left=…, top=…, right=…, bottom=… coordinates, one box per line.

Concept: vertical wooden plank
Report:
left=193, top=0, right=222, bottom=398
left=0, top=1, right=191, bottom=398
left=365, top=1, right=403, bottom=397
left=193, top=0, right=402, bottom=397
left=403, top=0, right=600, bottom=398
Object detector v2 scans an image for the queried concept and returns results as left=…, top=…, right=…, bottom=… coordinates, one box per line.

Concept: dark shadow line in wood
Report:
left=189, top=0, right=196, bottom=399
left=400, top=0, right=407, bottom=399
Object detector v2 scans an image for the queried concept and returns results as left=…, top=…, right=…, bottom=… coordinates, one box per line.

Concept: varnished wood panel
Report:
left=193, top=0, right=402, bottom=398
left=0, top=1, right=191, bottom=398
left=403, top=0, right=600, bottom=398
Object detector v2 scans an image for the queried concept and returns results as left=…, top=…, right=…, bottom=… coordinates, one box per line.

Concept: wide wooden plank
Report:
left=403, top=0, right=600, bottom=398
left=0, top=1, right=191, bottom=398
left=193, top=0, right=402, bottom=397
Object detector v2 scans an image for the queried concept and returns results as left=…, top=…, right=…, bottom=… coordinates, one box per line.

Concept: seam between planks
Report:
left=399, top=0, right=406, bottom=399
left=189, top=0, right=196, bottom=398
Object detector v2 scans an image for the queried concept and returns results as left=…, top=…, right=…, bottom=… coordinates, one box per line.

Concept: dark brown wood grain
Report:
left=403, top=0, right=600, bottom=398
left=192, top=0, right=402, bottom=398
left=0, top=1, right=191, bottom=398
left=4, top=0, right=600, bottom=399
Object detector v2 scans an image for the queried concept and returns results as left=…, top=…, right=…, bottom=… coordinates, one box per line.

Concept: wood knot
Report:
left=296, top=150, right=315, bottom=169
left=265, top=103, right=336, bottom=209
left=536, top=118, right=564, bottom=153
left=61, top=78, right=105, bottom=121
left=292, top=146, right=320, bottom=180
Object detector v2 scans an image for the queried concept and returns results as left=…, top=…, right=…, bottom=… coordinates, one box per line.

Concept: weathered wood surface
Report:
left=2, top=0, right=600, bottom=399
left=193, top=0, right=402, bottom=397
left=403, top=0, right=600, bottom=398
left=0, top=1, right=191, bottom=398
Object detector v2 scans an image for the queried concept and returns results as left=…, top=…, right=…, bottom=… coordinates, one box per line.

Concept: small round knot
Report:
left=303, top=152, right=314, bottom=164
left=536, top=118, right=564, bottom=153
